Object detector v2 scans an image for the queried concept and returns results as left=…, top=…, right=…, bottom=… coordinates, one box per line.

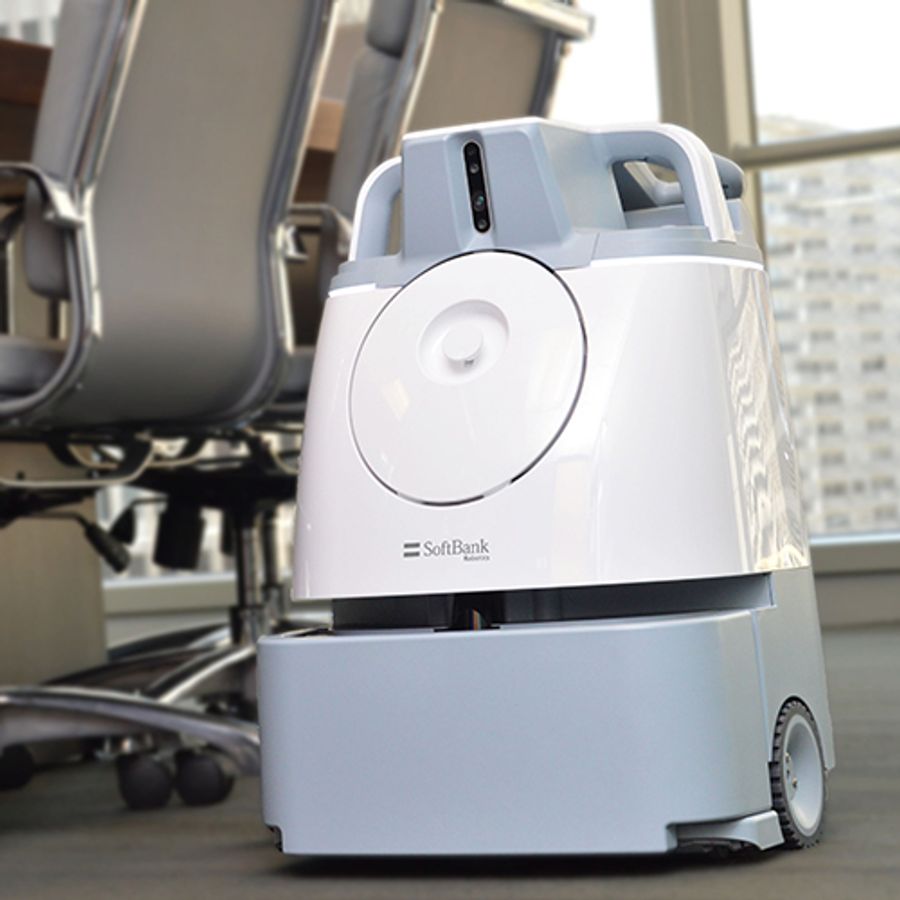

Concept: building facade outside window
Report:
left=750, top=0, right=900, bottom=537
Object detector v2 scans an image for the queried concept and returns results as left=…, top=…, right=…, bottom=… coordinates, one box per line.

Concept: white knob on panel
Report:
left=442, top=323, right=484, bottom=367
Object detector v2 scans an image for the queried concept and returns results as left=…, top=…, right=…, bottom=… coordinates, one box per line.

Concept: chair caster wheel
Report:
left=0, top=745, right=35, bottom=790
left=116, top=752, right=174, bottom=810
left=174, top=749, right=234, bottom=806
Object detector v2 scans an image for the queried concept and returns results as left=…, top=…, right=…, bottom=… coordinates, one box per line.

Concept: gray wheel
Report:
left=770, top=699, right=826, bottom=849
left=173, top=749, right=234, bottom=806
left=116, top=753, right=174, bottom=810
left=0, top=745, right=35, bottom=790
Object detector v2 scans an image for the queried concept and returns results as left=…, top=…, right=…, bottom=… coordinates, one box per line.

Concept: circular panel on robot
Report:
left=349, top=252, right=585, bottom=504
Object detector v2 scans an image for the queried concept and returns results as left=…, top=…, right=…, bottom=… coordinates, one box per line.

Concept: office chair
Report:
left=65, top=0, right=596, bottom=683
left=0, top=0, right=336, bottom=807
left=287, top=0, right=594, bottom=349
left=130, top=0, right=596, bottom=653
left=106, top=0, right=596, bottom=646
left=0, top=0, right=592, bottom=808
left=54, top=0, right=440, bottom=683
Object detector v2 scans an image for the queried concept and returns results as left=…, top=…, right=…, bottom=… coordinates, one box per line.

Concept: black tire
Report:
left=173, top=749, right=234, bottom=806
left=116, top=753, right=174, bottom=810
left=770, top=699, right=826, bottom=849
left=0, top=745, right=35, bottom=790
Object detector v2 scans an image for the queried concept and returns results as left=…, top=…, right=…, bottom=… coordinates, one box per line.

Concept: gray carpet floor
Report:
left=1, top=626, right=899, bottom=899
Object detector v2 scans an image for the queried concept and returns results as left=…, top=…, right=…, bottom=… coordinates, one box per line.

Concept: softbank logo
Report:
left=403, top=538, right=491, bottom=562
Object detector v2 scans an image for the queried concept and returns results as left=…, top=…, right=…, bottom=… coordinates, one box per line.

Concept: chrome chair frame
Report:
left=0, top=0, right=337, bottom=798
left=65, top=0, right=598, bottom=680
left=1, top=0, right=595, bottom=799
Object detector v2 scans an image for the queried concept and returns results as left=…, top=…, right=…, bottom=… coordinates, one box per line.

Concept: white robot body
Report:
left=259, top=119, right=834, bottom=856
left=295, top=254, right=806, bottom=597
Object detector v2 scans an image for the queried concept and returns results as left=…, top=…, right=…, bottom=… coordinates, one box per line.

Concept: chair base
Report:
left=0, top=683, right=260, bottom=774
left=0, top=642, right=261, bottom=808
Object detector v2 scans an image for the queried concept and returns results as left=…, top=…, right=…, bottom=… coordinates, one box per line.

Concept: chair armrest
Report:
left=0, top=162, right=82, bottom=228
left=284, top=202, right=353, bottom=264
left=283, top=202, right=355, bottom=310
left=0, top=202, right=24, bottom=333
left=0, top=163, right=89, bottom=423
left=0, top=164, right=81, bottom=357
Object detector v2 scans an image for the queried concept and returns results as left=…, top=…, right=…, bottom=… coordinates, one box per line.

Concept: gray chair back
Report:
left=302, top=0, right=581, bottom=311
left=12, top=0, right=334, bottom=430
left=327, top=0, right=579, bottom=224
left=406, top=0, right=574, bottom=134
left=324, top=0, right=420, bottom=223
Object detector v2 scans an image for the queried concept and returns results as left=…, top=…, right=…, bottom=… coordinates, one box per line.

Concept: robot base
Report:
left=259, top=581, right=831, bottom=857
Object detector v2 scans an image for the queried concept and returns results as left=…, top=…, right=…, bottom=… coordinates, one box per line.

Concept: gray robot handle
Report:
left=600, top=127, right=737, bottom=243
left=349, top=157, right=402, bottom=262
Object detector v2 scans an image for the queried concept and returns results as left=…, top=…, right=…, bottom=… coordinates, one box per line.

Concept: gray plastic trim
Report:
left=333, top=229, right=761, bottom=291
left=334, top=119, right=761, bottom=291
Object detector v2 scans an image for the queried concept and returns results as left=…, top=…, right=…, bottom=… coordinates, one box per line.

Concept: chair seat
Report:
left=0, top=335, right=311, bottom=415
left=0, top=334, right=65, bottom=397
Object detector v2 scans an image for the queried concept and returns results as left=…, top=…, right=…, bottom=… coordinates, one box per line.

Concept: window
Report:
left=759, top=148, right=900, bottom=532
left=0, top=0, right=62, bottom=44
left=749, top=0, right=900, bottom=142
left=20, top=19, right=40, bottom=44
left=550, top=0, right=659, bottom=126
left=742, top=5, right=900, bottom=538
left=0, top=1, right=61, bottom=45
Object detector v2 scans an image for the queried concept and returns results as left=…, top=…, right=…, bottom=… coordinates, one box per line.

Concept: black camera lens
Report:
left=463, top=141, right=490, bottom=233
